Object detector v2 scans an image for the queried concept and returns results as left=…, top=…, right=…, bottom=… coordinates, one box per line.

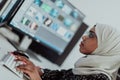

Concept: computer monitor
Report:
left=5, top=0, right=87, bottom=65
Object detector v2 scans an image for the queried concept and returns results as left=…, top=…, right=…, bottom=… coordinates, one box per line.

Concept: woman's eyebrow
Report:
left=89, top=30, right=95, bottom=33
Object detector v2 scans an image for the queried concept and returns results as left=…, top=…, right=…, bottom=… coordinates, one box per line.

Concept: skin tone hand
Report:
left=15, top=55, right=42, bottom=80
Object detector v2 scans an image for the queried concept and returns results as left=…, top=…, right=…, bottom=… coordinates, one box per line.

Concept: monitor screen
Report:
left=0, top=0, right=10, bottom=16
left=0, top=0, right=20, bottom=22
left=7, top=0, right=87, bottom=65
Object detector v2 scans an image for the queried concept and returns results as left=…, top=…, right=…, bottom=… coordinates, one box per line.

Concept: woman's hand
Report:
left=15, top=55, right=42, bottom=80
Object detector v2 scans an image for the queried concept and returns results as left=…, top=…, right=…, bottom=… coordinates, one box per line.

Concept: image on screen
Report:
left=9, top=0, right=85, bottom=55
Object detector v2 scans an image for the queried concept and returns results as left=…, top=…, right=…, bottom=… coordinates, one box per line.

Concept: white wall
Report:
left=69, top=0, right=120, bottom=29
left=60, top=0, right=120, bottom=69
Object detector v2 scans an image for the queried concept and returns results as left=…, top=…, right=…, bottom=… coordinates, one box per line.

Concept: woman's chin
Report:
left=79, top=49, right=84, bottom=53
left=79, top=49, right=88, bottom=55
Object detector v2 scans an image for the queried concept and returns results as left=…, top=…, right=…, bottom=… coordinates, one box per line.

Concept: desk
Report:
left=0, top=35, right=23, bottom=80
left=0, top=65, right=22, bottom=80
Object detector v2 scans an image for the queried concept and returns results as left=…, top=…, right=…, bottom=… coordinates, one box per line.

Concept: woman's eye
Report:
left=89, top=32, right=95, bottom=38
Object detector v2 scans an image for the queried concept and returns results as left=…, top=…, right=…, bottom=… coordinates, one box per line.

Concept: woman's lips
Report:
left=80, top=41, right=84, bottom=47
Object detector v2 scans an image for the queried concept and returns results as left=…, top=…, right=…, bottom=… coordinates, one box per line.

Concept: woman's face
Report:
left=79, top=27, right=98, bottom=55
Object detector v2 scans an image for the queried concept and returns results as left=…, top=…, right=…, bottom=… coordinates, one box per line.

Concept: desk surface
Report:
left=0, top=65, right=22, bottom=80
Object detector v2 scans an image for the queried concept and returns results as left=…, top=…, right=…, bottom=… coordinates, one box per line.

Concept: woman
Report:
left=15, top=23, right=120, bottom=80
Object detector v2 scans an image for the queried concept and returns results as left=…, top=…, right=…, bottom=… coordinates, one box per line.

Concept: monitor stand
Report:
left=19, top=35, right=41, bottom=62
left=19, top=35, right=32, bottom=51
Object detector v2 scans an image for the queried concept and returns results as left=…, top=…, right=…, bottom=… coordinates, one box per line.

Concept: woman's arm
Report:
left=15, top=55, right=109, bottom=80
left=41, top=69, right=110, bottom=80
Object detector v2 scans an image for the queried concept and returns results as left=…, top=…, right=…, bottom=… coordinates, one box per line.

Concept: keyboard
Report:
left=1, top=51, right=30, bottom=79
left=1, top=52, right=24, bottom=78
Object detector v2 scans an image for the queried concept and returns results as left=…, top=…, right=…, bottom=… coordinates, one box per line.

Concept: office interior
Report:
left=0, top=0, right=120, bottom=80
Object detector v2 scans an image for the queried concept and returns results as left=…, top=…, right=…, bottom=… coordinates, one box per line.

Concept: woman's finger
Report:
left=16, top=64, right=33, bottom=73
left=15, top=55, right=32, bottom=65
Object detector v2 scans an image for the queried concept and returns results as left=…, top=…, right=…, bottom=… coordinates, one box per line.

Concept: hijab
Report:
left=73, top=23, right=120, bottom=80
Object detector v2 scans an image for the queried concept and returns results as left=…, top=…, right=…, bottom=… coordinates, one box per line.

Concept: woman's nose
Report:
left=82, top=35, right=88, bottom=40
